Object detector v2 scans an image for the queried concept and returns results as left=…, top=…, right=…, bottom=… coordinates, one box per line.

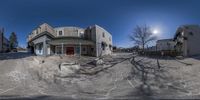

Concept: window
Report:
left=91, top=48, right=94, bottom=52
left=189, top=32, right=193, bottom=36
left=90, top=30, right=92, bottom=33
left=102, top=45, right=105, bottom=50
left=58, top=31, right=63, bottom=36
left=183, top=37, right=188, bottom=40
left=109, top=44, right=112, bottom=50
left=82, top=48, right=86, bottom=51
left=102, top=32, right=105, bottom=38
left=36, top=30, right=38, bottom=34
left=102, top=42, right=106, bottom=50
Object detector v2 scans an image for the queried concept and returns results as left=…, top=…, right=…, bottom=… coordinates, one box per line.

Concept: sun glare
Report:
left=152, top=29, right=159, bottom=35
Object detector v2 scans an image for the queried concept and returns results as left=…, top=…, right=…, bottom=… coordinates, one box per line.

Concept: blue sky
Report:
left=0, top=0, right=200, bottom=48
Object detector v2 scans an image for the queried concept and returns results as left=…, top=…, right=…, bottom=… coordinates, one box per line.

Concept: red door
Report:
left=66, top=47, right=74, bottom=55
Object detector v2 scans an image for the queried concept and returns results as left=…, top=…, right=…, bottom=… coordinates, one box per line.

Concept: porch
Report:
left=48, top=38, right=96, bottom=56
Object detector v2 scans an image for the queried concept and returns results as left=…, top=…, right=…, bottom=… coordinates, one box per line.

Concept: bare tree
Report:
left=130, top=25, right=156, bottom=51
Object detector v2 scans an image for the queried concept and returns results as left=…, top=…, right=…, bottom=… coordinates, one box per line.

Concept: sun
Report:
left=152, top=29, right=159, bottom=35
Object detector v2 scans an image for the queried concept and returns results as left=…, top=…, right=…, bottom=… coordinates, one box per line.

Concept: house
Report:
left=0, top=28, right=9, bottom=53
left=173, top=25, right=200, bottom=56
left=27, top=23, right=112, bottom=57
left=156, top=39, right=175, bottom=51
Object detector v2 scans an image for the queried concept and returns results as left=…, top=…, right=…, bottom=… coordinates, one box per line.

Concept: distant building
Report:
left=147, top=46, right=157, bottom=51
left=156, top=39, right=175, bottom=51
left=0, top=28, right=9, bottom=53
left=174, top=25, right=200, bottom=56
left=27, top=23, right=112, bottom=57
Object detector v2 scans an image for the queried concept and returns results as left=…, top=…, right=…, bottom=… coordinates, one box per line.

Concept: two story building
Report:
left=173, top=25, right=200, bottom=56
left=27, top=23, right=112, bottom=57
left=156, top=39, right=175, bottom=51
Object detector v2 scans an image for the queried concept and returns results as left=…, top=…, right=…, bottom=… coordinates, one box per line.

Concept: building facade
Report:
left=156, top=39, right=175, bottom=51
left=0, top=28, right=9, bottom=53
left=173, top=25, right=200, bottom=56
left=27, top=23, right=112, bottom=57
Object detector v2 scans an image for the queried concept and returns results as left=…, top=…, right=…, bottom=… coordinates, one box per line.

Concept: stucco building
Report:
left=0, top=28, right=9, bottom=53
left=156, top=39, right=175, bottom=51
left=173, top=25, right=200, bottom=56
left=27, top=23, right=112, bottom=57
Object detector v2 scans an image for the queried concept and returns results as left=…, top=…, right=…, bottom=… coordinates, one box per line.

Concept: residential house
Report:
left=27, top=23, right=112, bottom=57
left=174, top=25, right=200, bottom=56
left=156, top=39, right=175, bottom=51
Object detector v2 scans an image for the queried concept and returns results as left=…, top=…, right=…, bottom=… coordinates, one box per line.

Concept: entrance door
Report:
left=66, top=47, right=74, bottom=55
left=47, top=46, right=50, bottom=55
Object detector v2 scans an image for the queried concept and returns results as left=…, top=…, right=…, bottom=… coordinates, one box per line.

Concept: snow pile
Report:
left=58, top=62, right=80, bottom=77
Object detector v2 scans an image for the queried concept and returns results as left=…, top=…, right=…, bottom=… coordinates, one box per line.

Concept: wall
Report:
left=54, top=27, right=84, bottom=37
left=32, top=34, right=51, bottom=56
left=185, top=26, right=200, bottom=56
left=0, top=32, right=3, bottom=52
left=157, top=40, right=175, bottom=51
left=93, top=25, right=112, bottom=56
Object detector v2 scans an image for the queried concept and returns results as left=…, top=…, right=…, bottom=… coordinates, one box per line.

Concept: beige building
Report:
left=27, top=23, right=112, bottom=57
left=156, top=39, right=175, bottom=51
left=174, top=25, right=200, bottom=56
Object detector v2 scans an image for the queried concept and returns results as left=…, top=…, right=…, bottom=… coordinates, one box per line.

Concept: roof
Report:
left=28, top=31, right=55, bottom=42
left=54, top=26, right=84, bottom=30
left=157, top=39, right=173, bottom=42
left=48, top=37, right=95, bottom=45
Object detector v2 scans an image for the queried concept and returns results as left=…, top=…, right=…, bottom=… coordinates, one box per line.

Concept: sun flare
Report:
left=152, top=29, right=159, bottom=35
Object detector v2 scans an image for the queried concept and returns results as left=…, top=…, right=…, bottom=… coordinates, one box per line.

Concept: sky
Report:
left=0, top=0, right=200, bottom=48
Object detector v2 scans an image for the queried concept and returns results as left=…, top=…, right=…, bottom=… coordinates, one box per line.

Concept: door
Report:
left=66, top=47, right=74, bottom=55
left=47, top=46, right=50, bottom=55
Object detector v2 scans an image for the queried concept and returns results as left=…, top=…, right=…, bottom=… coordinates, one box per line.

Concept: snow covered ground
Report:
left=1, top=52, right=200, bottom=99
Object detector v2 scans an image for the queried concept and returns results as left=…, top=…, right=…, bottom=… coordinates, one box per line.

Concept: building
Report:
left=0, top=28, right=9, bottom=53
left=173, top=25, right=200, bottom=56
left=147, top=46, right=157, bottom=51
left=156, top=39, right=175, bottom=51
left=27, top=23, right=112, bottom=57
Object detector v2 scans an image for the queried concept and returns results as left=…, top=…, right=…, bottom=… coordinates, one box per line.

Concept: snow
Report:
left=1, top=52, right=200, bottom=99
